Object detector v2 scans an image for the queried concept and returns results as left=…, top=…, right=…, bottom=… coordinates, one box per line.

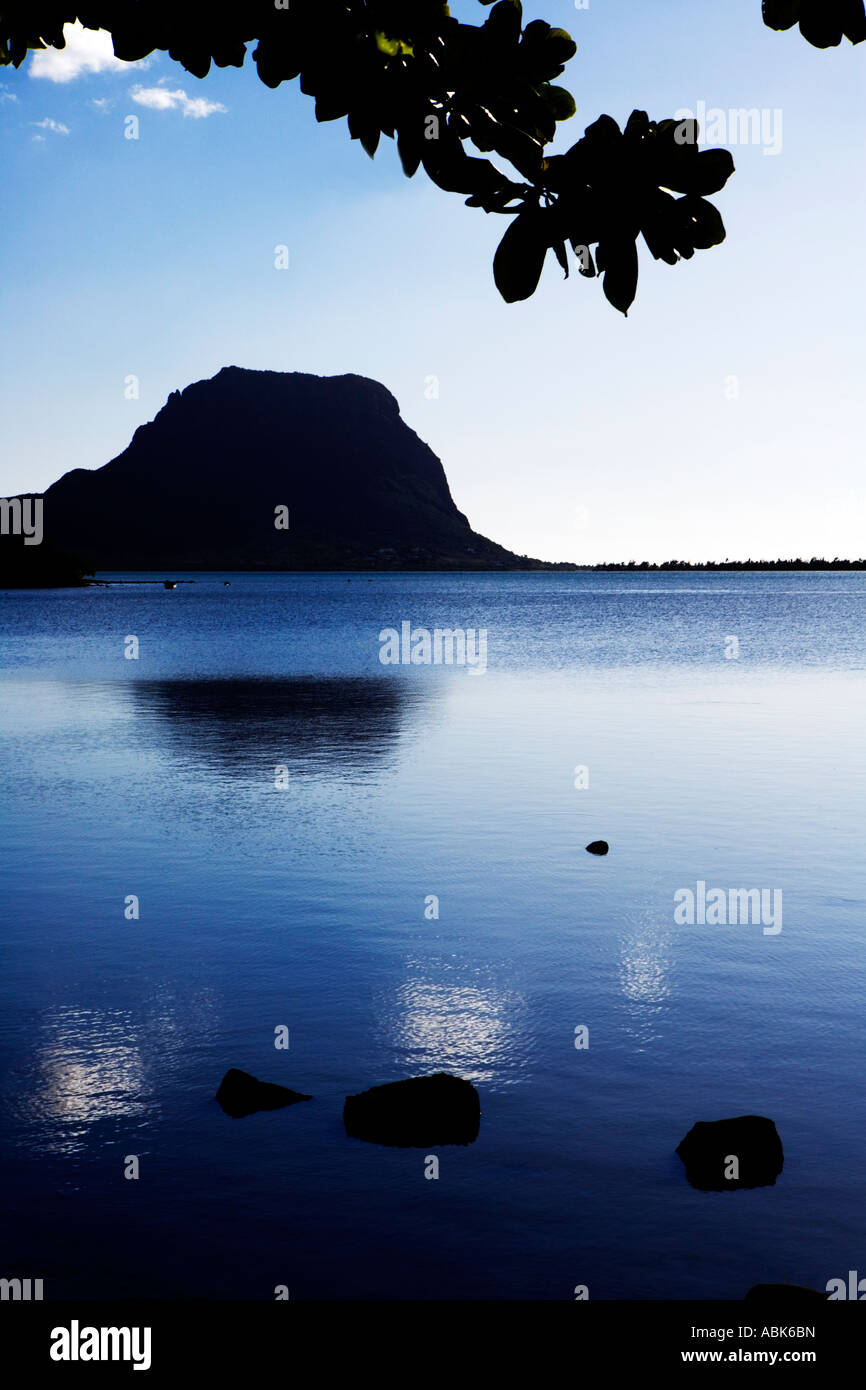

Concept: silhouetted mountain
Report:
left=25, top=368, right=562, bottom=573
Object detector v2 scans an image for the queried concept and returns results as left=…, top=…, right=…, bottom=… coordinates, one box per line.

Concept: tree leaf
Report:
left=540, top=84, right=577, bottom=121
left=761, top=0, right=801, bottom=31
left=690, top=148, right=736, bottom=196
left=552, top=239, right=569, bottom=277
left=679, top=195, right=727, bottom=249
left=493, top=210, right=549, bottom=301
left=375, top=33, right=414, bottom=58
left=598, top=237, right=638, bottom=315
left=397, top=123, right=422, bottom=177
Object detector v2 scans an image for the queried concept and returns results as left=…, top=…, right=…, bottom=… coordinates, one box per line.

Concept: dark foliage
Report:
left=0, top=1, right=741, bottom=314
left=762, top=0, right=866, bottom=48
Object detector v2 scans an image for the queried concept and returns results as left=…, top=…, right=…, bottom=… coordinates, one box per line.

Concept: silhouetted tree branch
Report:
left=762, top=0, right=866, bottom=48
left=4, top=2, right=856, bottom=312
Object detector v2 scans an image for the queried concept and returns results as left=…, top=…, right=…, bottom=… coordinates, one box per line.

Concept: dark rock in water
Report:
left=343, top=1072, right=481, bottom=1147
left=677, top=1115, right=783, bottom=1190
left=585, top=840, right=609, bottom=855
left=216, top=1067, right=311, bottom=1119
left=164, top=580, right=177, bottom=589
left=744, top=1284, right=828, bottom=1302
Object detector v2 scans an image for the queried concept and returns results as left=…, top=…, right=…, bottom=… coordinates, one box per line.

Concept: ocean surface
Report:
left=1, top=570, right=864, bottom=1300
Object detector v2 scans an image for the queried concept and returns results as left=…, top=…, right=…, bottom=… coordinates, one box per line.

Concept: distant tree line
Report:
left=589, top=558, right=866, bottom=571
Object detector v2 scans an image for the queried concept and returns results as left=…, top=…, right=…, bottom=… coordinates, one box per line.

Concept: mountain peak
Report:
left=35, top=368, right=536, bottom=571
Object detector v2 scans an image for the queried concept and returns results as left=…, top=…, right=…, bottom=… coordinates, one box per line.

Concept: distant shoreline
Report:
left=5, top=560, right=866, bottom=591
left=80, top=558, right=866, bottom=584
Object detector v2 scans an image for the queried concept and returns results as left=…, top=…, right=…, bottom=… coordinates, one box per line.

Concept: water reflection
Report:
left=129, top=676, right=427, bottom=780
left=380, top=973, right=525, bottom=1085
left=16, top=990, right=220, bottom=1156
left=22, top=1007, right=151, bottom=1155
left=618, top=910, right=673, bottom=1050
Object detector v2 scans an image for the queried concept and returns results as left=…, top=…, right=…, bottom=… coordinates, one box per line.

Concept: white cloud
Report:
left=34, top=117, right=70, bottom=134
left=91, top=97, right=114, bottom=111
left=129, top=84, right=227, bottom=119
left=29, top=22, right=151, bottom=83
left=0, top=90, right=19, bottom=103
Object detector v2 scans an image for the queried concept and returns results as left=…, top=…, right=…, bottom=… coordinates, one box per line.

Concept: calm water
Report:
left=1, top=571, right=864, bottom=1300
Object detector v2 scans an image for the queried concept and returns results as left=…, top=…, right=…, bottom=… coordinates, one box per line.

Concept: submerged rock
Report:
left=343, top=1072, right=481, bottom=1147
left=676, top=1115, right=783, bottom=1190
left=585, top=840, right=609, bottom=856
left=216, top=1068, right=312, bottom=1119
left=744, top=1284, right=827, bottom=1302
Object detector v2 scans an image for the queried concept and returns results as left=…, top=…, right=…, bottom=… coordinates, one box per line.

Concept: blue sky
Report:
left=1, top=0, right=864, bottom=563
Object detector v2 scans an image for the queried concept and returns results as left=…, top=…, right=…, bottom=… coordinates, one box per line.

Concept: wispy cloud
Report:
left=34, top=117, right=70, bottom=135
left=0, top=89, right=19, bottom=103
left=129, top=84, right=227, bottom=119
left=90, top=97, right=114, bottom=112
left=29, top=22, right=151, bottom=83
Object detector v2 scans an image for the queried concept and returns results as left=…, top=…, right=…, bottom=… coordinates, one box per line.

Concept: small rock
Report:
left=344, top=1072, right=480, bottom=1147
left=216, top=1068, right=311, bottom=1119
left=676, top=1115, right=783, bottom=1190
left=744, top=1284, right=827, bottom=1302
left=585, top=840, right=609, bottom=856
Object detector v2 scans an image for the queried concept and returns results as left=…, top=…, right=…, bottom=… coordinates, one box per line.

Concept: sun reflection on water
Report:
left=21, top=1009, right=150, bottom=1154
left=618, top=911, right=674, bottom=1050
left=16, top=991, right=220, bottom=1156
left=380, top=973, right=525, bottom=1085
